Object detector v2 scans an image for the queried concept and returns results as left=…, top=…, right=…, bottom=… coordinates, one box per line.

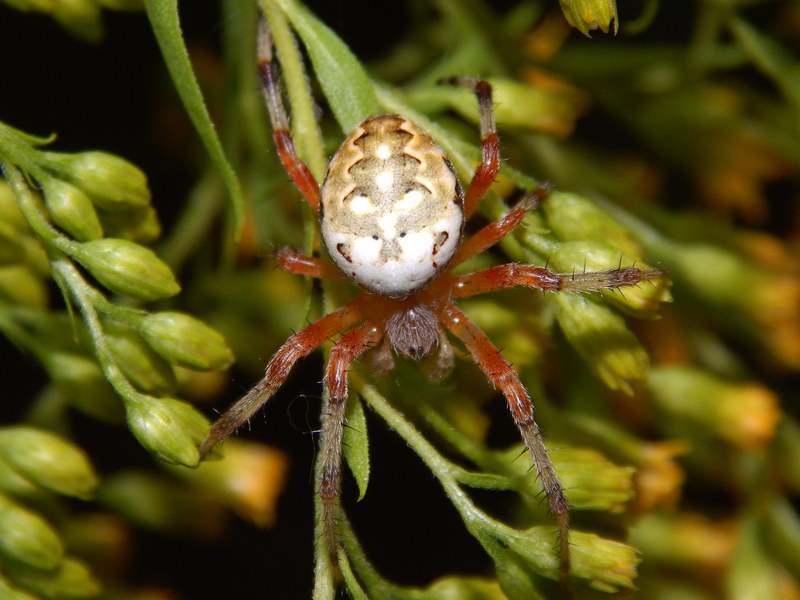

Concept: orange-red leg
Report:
left=318, top=322, right=383, bottom=559
left=453, top=262, right=668, bottom=299
left=440, top=77, right=500, bottom=219
left=451, top=185, right=551, bottom=267
left=199, top=300, right=365, bottom=456
left=257, top=20, right=321, bottom=212
left=276, top=247, right=342, bottom=280
left=443, top=304, right=570, bottom=578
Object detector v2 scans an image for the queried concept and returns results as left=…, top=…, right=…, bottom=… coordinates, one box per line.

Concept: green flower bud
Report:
left=73, top=238, right=180, bottom=301
left=630, top=512, right=736, bottom=572
left=549, top=241, right=670, bottom=315
left=0, top=493, right=64, bottom=570
left=496, top=444, right=634, bottom=513
left=94, top=0, right=145, bottom=10
left=648, top=366, right=781, bottom=449
left=138, top=312, right=234, bottom=371
left=99, top=204, right=162, bottom=243
left=40, top=178, right=103, bottom=241
left=559, top=0, right=618, bottom=37
left=0, top=574, right=38, bottom=600
left=492, top=525, right=638, bottom=591
left=415, top=577, right=502, bottom=599
left=554, top=293, right=650, bottom=393
left=0, top=427, right=99, bottom=500
left=0, top=459, right=41, bottom=498
left=5, top=557, right=101, bottom=599
left=54, top=1, right=103, bottom=42
left=98, top=471, right=225, bottom=537
left=570, top=530, right=638, bottom=592
left=0, top=220, right=24, bottom=265
left=543, top=192, right=642, bottom=257
left=45, top=353, right=124, bottom=423
left=175, top=440, right=289, bottom=527
left=0, top=265, right=48, bottom=308
left=553, top=447, right=635, bottom=512
left=104, top=321, right=177, bottom=394
left=125, top=396, right=209, bottom=467
left=45, top=150, right=150, bottom=210
left=0, top=180, right=28, bottom=232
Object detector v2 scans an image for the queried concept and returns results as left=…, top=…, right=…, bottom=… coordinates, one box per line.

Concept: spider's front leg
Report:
left=443, top=304, right=571, bottom=579
left=318, top=323, right=383, bottom=560
left=439, top=76, right=500, bottom=218
left=257, top=19, right=321, bottom=212
left=199, top=301, right=364, bottom=456
left=452, top=262, right=667, bottom=298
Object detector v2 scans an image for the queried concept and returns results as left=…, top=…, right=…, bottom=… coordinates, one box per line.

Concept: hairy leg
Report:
left=451, top=185, right=551, bottom=267
left=199, top=300, right=364, bottom=456
left=257, top=19, right=321, bottom=211
left=318, top=323, right=383, bottom=561
left=439, top=77, right=499, bottom=219
left=443, top=304, right=570, bottom=579
left=453, top=262, right=668, bottom=299
left=276, top=247, right=342, bottom=280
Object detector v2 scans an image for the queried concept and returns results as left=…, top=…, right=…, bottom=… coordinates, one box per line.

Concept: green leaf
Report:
left=343, top=394, right=370, bottom=501
left=143, top=0, right=244, bottom=235
left=274, top=0, right=381, bottom=132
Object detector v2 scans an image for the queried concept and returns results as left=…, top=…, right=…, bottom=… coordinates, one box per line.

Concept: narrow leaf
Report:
left=276, top=0, right=381, bottom=132
left=143, top=0, right=244, bottom=235
left=343, top=394, right=370, bottom=501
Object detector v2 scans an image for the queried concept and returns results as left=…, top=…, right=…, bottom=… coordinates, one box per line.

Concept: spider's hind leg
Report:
left=443, top=304, right=571, bottom=580
left=318, top=322, right=383, bottom=562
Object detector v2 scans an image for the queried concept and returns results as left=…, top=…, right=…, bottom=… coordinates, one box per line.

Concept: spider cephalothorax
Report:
left=200, top=17, right=666, bottom=582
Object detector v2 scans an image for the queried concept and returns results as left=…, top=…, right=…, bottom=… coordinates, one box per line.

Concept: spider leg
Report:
left=439, top=77, right=499, bottom=219
left=276, top=247, right=342, bottom=280
left=199, top=300, right=364, bottom=456
left=452, top=262, right=668, bottom=299
left=257, top=19, right=321, bottom=212
left=451, top=184, right=551, bottom=267
left=443, top=304, right=570, bottom=579
left=319, top=322, right=383, bottom=560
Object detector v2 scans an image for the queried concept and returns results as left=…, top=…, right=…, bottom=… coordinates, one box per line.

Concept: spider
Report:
left=200, top=18, right=666, bottom=580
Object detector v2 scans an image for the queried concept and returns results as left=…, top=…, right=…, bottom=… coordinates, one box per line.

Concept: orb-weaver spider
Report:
left=200, top=18, right=666, bottom=580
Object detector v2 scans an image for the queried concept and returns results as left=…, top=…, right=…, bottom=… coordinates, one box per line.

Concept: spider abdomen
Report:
left=320, top=114, right=464, bottom=297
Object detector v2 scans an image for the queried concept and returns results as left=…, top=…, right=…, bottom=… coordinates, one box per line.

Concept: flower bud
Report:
left=40, top=177, right=103, bottom=241
left=52, top=0, right=103, bottom=42
left=554, top=293, right=650, bottom=393
left=73, top=238, right=180, bottom=301
left=0, top=493, right=63, bottom=570
left=45, top=150, right=150, bottom=210
left=559, top=0, right=618, bottom=36
left=175, top=440, right=288, bottom=527
left=630, top=512, right=736, bottom=572
left=0, top=221, right=24, bottom=265
left=553, top=447, right=635, bottom=512
left=99, top=205, right=162, bottom=243
left=5, top=557, right=101, bottom=599
left=0, top=180, right=28, bottom=232
left=98, top=471, right=225, bottom=537
left=104, top=321, right=177, bottom=394
left=0, top=427, right=99, bottom=500
left=95, top=0, right=144, bottom=9
left=648, top=366, right=780, bottom=449
left=549, top=241, right=670, bottom=315
left=125, top=396, right=209, bottom=467
left=138, top=312, right=234, bottom=371
left=45, top=353, right=124, bottom=423
left=543, top=192, right=642, bottom=257
left=0, top=575, right=38, bottom=600
left=0, top=266, right=48, bottom=309
left=494, top=525, right=637, bottom=591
